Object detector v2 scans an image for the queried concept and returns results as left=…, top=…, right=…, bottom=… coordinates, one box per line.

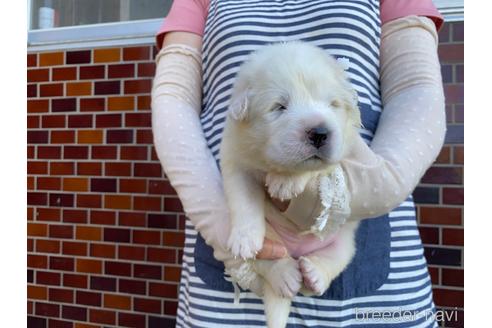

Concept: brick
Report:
left=434, top=146, right=450, bottom=164
left=138, top=62, right=156, bottom=77
left=77, top=130, right=103, bottom=144
left=148, top=214, right=177, bottom=229
left=28, top=161, right=48, bottom=174
left=90, top=178, right=117, bottom=193
left=28, top=130, right=48, bottom=144
left=454, top=146, right=464, bottom=164
left=38, top=208, right=61, bottom=221
left=124, top=79, right=152, bottom=94
left=27, top=84, right=37, bottom=97
left=35, top=302, right=60, bottom=317
left=90, top=276, right=116, bottom=292
left=442, top=228, right=464, bottom=246
left=40, top=83, right=63, bottom=97
left=28, top=99, right=49, bottom=113
left=119, top=212, right=146, bottom=227
left=118, top=245, right=145, bottom=261
left=104, top=293, right=131, bottom=310
left=133, top=230, right=161, bottom=245
left=424, top=247, right=461, bottom=266
left=38, top=146, right=61, bottom=159
left=51, top=98, right=76, bottom=112
left=163, top=231, right=184, bottom=247
left=28, top=54, right=37, bottom=67
left=136, top=129, right=153, bottom=144
left=445, top=125, right=464, bottom=144
left=49, top=288, right=74, bottom=303
left=28, top=145, right=35, bottom=159
left=62, top=241, right=87, bottom=256
left=89, top=309, right=116, bottom=325
left=454, top=104, right=464, bottom=123
left=107, top=129, right=134, bottom=143
left=90, top=210, right=116, bottom=225
left=96, top=113, right=121, bottom=128
left=63, top=274, right=87, bottom=289
left=90, top=243, right=116, bottom=259
left=52, top=67, right=77, bottom=81
left=443, top=187, right=464, bottom=205
left=125, top=112, right=151, bottom=127
left=105, top=162, right=131, bottom=176
left=63, top=177, right=89, bottom=191
left=119, top=279, right=146, bottom=295
left=164, top=198, right=183, bottom=212
left=420, top=207, right=461, bottom=225
left=64, top=146, right=89, bottom=159
left=147, top=248, right=175, bottom=264
left=28, top=192, right=47, bottom=206
left=164, top=267, right=181, bottom=282
left=36, top=239, right=60, bottom=254
left=121, top=146, right=148, bottom=160
left=120, top=179, right=147, bottom=193
left=108, top=63, right=135, bottom=78
left=63, top=209, right=87, bottom=223
left=442, top=268, right=464, bottom=287
left=50, top=256, right=74, bottom=271
left=77, top=162, right=102, bottom=176
left=108, top=96, right=134, bottom=111
left=79, top=65, right=105, bottom=79
left=27, top=176, right=35, bottom=190
left=104, top=195, right=132, bottom=209
left=77, top=194, right=102, bottom=208
left=149, top=316, right=176, bottom=328
left=28, top=285, right=48, bottom=300
left=42, top=115, right=65, bottom=128
left=40, top=52, right=64, bottom=66
left=134, top=163, right=162, bottom=177
left=49, top=224, right=73, bottom=239
left=80, top=98, right=105, bottom=112
left=76, top=258, right=102, bottom=274
left=28, top=223, right=48, bottom=237
left=438, top=44, right=463, bottom=63
left=134, top=297, right=161, bottom=314
left=51, top=130, right=75, bottom=144
left=67, top=82, right=92, bottom=96
left=104, top=228, right=130, bottom=242
left=134, top=196, right=161, bottom=211
left=137, top=95, right=151, bottom=110
left=37, top=271, right=61, bottom=286
left=27, top=115, right=40, bottom=128
left=123, top=46, right=150, bottom=61
left=105, top=261, right=131, bottom=276
left=149, top=282, right=177, bottom=298
left=94, top=48, right=120, bottom=63
left=444, top=84, right=464, bottom=104
left=76, top=290, right=101, bottom=307
left=76, top=226, right=102, bottom=241
left=28, top=254, right=48, bottom=268
left=134, top=264, right=161, bottom=280
left=27, top=316, right=46, bottom=328
left=118, top=312, right=146, bottom=328
left=62, top=305, right=87, bottom=321
left=27, top=68, right=50, bottom=83
left=95, top=81, right=120, bottom=95
left=91, top=146, right=117, bottom=159
left=433, top=288, right=463, bottom=308
left=66, top=50, right=91, bottom=64
left=421, top=167, right=462, bottom=185
left=50, top=162, right=74, bottom=176
left=418, top=226, right=439, bottom=244
left=49, top=193, right=75, bottom=207
left=440, top=64, right=452, bottom=83
left=455, top=64, right=464, bottom=83
left=68, top=113, right=94, bottom=128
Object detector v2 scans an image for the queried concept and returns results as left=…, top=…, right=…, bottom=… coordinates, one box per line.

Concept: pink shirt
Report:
left=156, top=0, right=444, bottom=48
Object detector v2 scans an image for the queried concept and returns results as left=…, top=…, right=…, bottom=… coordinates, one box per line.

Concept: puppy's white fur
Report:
left=220, top=42, right=361, bottom=328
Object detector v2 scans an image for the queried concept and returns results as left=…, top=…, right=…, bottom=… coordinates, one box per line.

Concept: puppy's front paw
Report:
left=227, top=226, right=264, bottom=259
left=265, top=173, right=310, bottom=200
left=299, top=256, right=329, bottom=296
left=264, top=258, right=302, bottom=298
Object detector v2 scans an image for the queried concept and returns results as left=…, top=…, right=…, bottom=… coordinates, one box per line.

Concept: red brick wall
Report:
left=27, top=21, right=464, bottom=328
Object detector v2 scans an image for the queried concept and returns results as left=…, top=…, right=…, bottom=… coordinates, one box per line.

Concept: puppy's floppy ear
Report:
left=229, top=87, right=251, bottom=121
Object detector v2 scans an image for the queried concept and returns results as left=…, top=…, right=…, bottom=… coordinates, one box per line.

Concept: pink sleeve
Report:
left=156, top=0, right=210, bottom=49
left=380, top=0, right=444, bottom=31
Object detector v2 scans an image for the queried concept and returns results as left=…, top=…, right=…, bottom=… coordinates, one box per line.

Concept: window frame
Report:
left=27, top=0, right=464, bottom=52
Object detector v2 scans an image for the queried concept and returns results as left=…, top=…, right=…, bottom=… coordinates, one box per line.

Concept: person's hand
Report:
left=256, top=237, right=288, bottom=260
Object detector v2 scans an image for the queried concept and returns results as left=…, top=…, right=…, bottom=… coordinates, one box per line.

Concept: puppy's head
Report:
left=228, top=42, right=361, bottom=172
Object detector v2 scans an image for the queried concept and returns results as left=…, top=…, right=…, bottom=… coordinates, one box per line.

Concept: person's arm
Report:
left=281, top=14, right=446, bottom=224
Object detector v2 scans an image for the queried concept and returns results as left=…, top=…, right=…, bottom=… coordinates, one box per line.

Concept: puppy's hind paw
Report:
left=299, top=256, right=329, bottom=296
left=227, top=227, right=264, bottom=259
left=264, top=258, right=302, bottom=298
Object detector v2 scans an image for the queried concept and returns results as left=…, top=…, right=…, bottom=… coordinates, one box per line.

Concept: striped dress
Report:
left=176, top=1, right=438, bottom=327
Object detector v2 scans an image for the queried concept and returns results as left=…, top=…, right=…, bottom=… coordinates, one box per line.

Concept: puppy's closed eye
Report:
left=271, top=103, right=287, bottom=112
left=330, top=99, right=343, bottom=108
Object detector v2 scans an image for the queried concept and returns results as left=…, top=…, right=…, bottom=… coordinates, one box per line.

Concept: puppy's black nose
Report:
left=307, top=127, right=330, bottom=148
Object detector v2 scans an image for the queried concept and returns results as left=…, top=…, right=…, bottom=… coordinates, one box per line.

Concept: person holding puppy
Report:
left=152, top=0, right=445, bottom=327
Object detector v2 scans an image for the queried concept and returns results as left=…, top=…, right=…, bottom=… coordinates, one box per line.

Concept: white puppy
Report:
left=220, top=42, right=361, bottom=328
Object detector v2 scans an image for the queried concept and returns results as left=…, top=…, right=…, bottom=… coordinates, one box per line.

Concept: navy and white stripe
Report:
left=177, top=1, right=437, bottom=327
